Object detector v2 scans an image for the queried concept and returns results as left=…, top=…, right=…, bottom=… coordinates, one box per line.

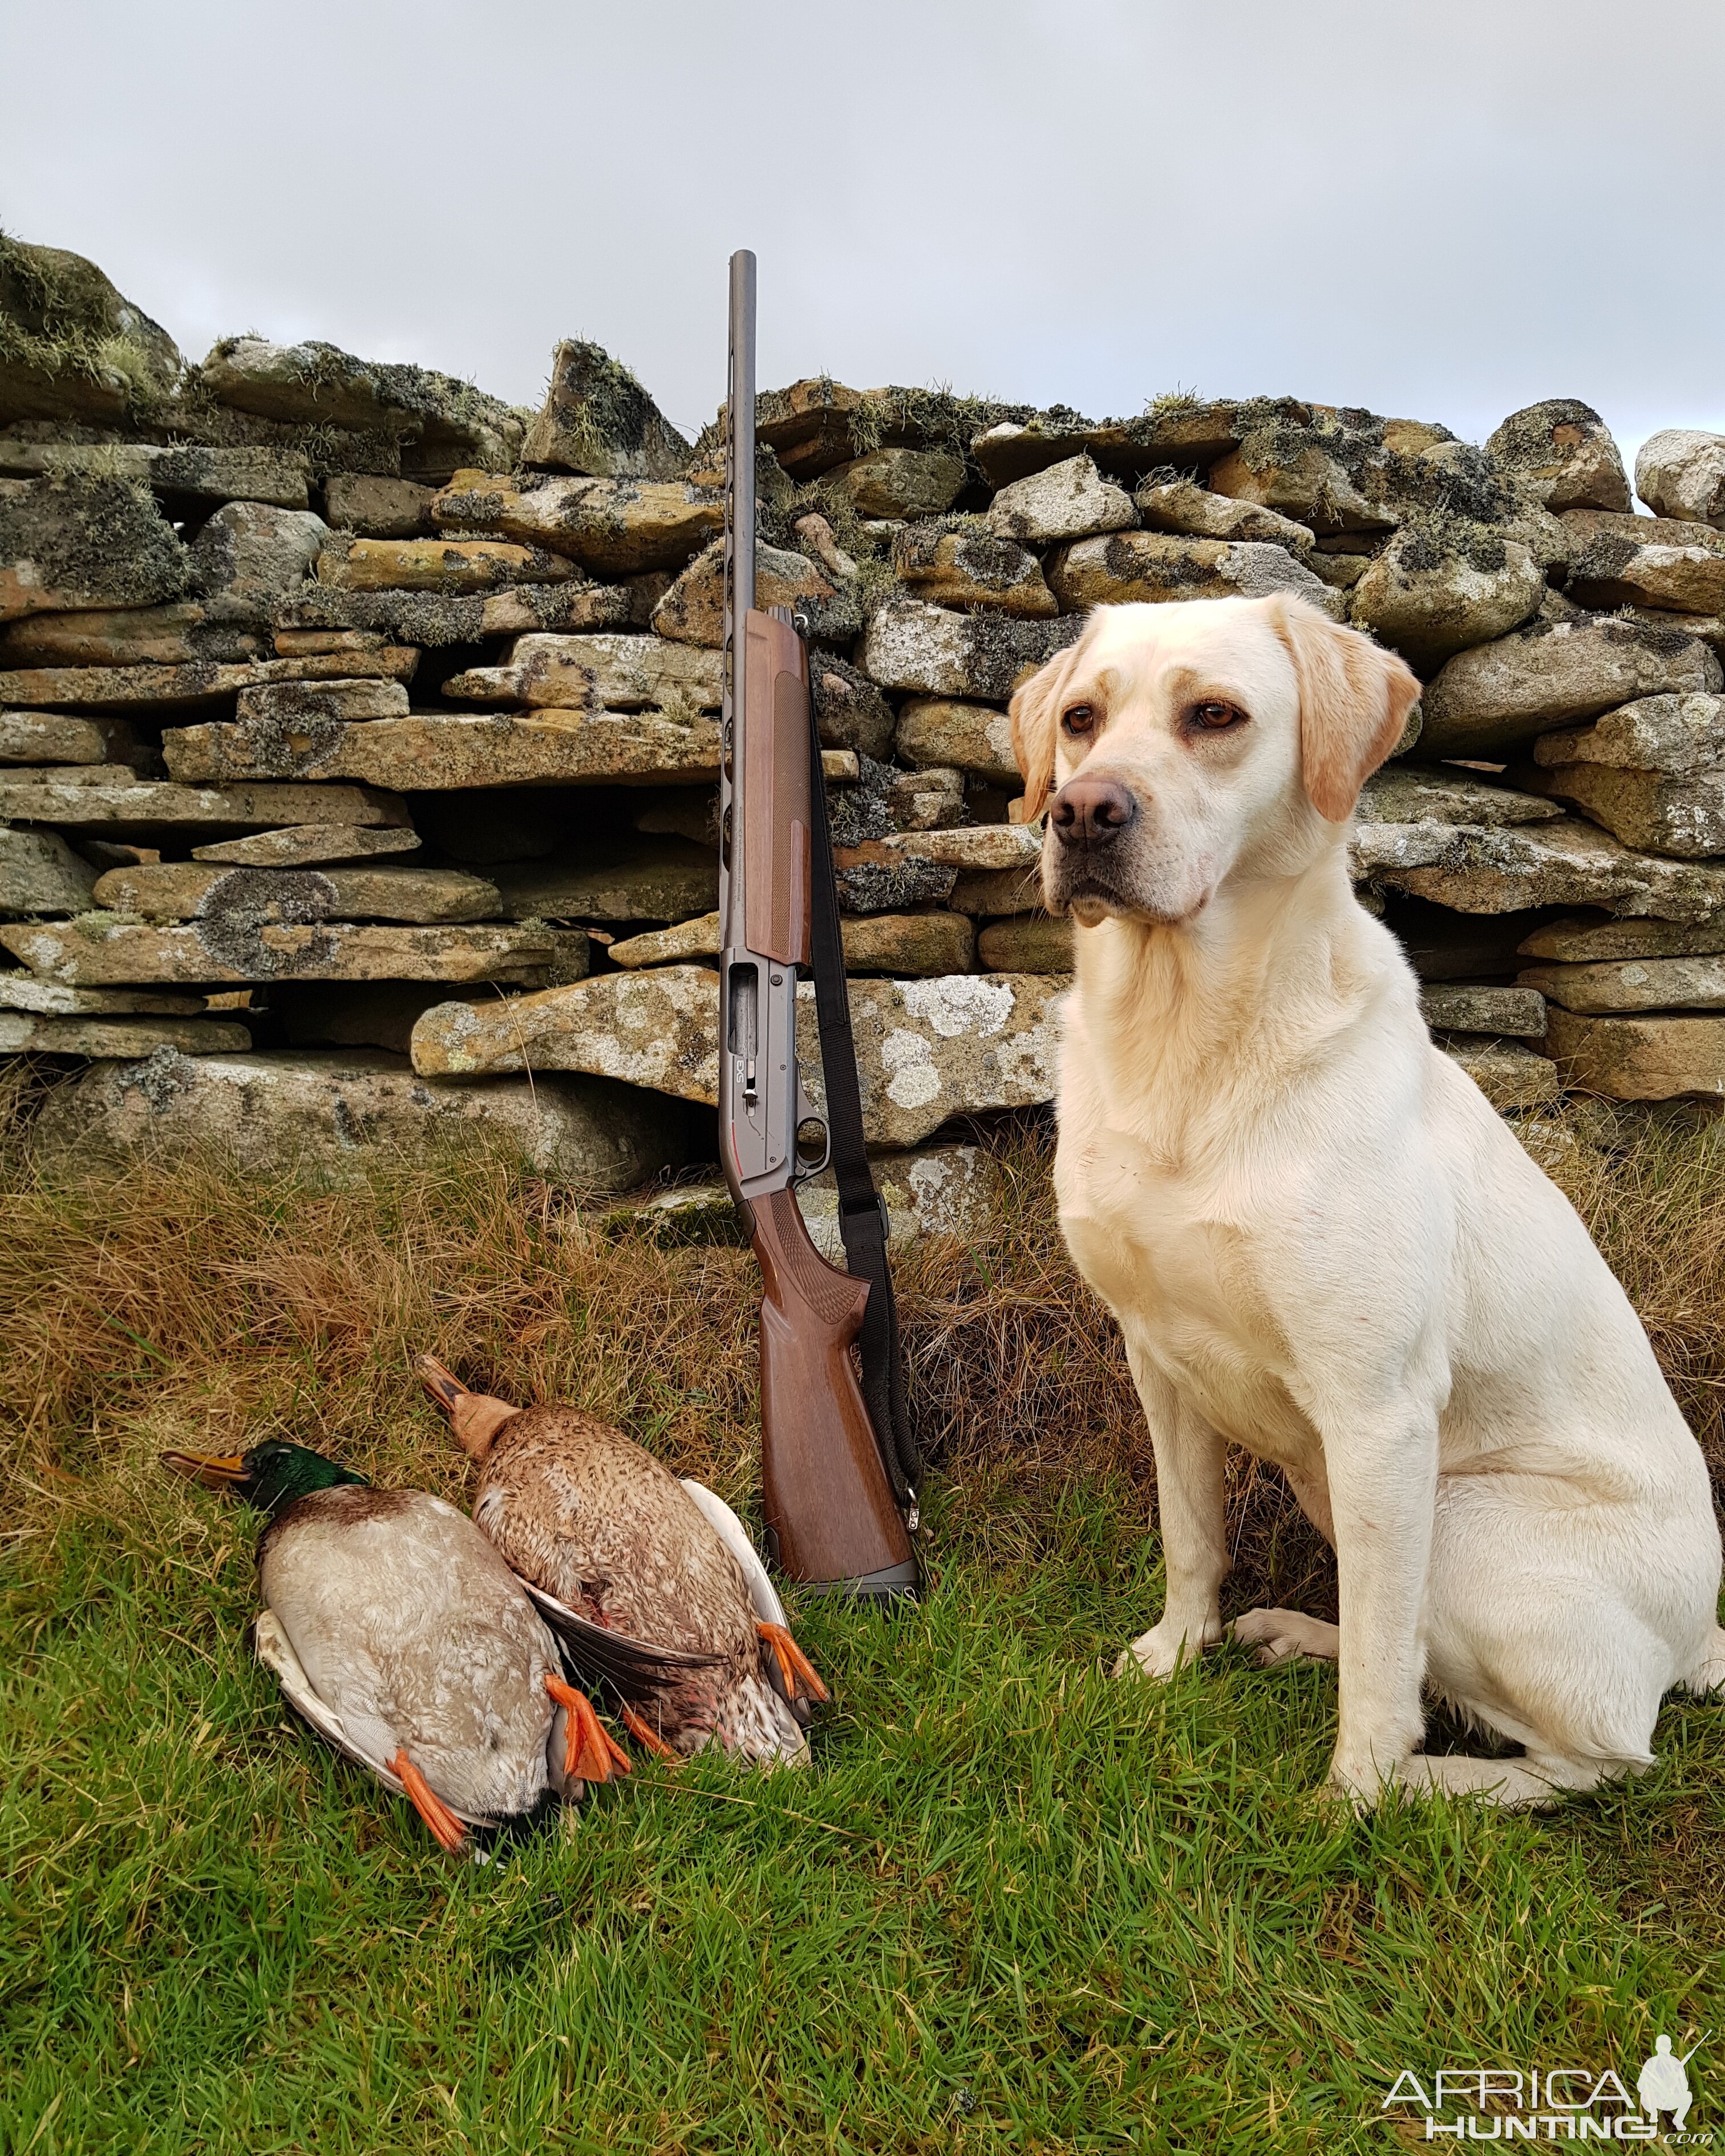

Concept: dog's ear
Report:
left=1009, top=643, right=1080, bottom=819
left=1271, top=595, right=1421, bottom=822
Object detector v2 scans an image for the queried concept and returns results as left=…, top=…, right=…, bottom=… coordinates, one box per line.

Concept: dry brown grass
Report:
left=3, top=1106, right=1724, bottom=1626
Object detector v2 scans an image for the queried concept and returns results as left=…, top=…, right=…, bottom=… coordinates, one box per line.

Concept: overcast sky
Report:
left=5, top=1, right=1722, bottom=479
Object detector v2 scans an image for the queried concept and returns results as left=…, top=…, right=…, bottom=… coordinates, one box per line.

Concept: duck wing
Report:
left=678, top=1480, right=787, bottom=1629
left=252, top=1607, right=410, bottom=1795
left=523, top=1579, right=724, bottom=1702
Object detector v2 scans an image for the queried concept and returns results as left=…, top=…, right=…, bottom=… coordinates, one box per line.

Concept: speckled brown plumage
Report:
left=471, top=1404, right=805, bottom=1762
left=414, top=1355, right=810, bottom=1765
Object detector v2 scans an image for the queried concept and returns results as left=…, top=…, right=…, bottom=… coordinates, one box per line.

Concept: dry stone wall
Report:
left=8, top=232, right=1725, bottom=1205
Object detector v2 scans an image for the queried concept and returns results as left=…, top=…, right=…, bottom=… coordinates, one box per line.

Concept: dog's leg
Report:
left=1680, top=1626, right=1725, bottom=1696
left=1391, top=1750, right=1630, bottom=1810
left=1230, top=1608, right=1339, bottom=1664
left=1314, top=1405, right=1439, bottom=1807
left=1113, top=1348, right=1229, bottom=1681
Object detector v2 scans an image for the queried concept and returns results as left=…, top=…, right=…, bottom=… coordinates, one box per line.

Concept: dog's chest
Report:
left=1059, top=1125, right=1312, bottom=1458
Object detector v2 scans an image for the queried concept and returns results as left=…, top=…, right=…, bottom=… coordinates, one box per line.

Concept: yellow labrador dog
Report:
left=1011, top=594, right=1724, bottom=1807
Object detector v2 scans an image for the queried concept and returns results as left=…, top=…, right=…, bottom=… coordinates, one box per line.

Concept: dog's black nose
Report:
left=1050, top=777, right=1136, bottom=845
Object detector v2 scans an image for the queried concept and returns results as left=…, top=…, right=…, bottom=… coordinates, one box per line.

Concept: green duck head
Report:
left=161, top=1439, right=366, bottom=1519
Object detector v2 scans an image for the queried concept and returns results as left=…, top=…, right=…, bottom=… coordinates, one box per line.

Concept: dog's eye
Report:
left=1062, top=704, right=1095, bottom=735
left=1191, top=700, right=1245, bottom=732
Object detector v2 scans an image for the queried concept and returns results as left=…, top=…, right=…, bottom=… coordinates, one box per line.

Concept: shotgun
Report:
left=717, top=249, right=920, bottom=1600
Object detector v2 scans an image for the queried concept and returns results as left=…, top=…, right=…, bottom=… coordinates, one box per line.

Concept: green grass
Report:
left=3, top=1119, right=1723, bottom=2151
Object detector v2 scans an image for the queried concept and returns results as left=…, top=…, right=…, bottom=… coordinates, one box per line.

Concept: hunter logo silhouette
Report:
left=1638, top=2033, right=1706, bottom=2133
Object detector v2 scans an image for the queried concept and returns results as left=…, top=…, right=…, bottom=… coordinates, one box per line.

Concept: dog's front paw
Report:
left=1111, top=1622, right=1214, bottom=1682
left=1324, top=1747, right=1413, bottom=1815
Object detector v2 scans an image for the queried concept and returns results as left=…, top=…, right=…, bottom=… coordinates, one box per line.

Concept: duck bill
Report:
left=160, top=1449, right=250, bottom=1490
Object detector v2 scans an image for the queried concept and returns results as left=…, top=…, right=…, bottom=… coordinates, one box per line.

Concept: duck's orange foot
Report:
left=757, top=1620, right=830, bottom=1705
left=390, top=1748, right=467, bottom=1853
left=545, top=1673, right=631, bottom=1785
left=618, top=1699, right=679, bottom=1763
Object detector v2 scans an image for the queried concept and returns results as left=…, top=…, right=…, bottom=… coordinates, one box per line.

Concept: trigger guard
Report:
left=790, top=1098, right=831, bottom=1182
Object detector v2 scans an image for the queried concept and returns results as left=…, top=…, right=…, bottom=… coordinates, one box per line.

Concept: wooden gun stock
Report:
left=747, top=1188, right=917, bottom=1592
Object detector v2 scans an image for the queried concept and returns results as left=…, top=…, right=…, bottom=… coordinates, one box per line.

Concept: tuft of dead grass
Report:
left=3, top=1105, right=1723, bottom=1628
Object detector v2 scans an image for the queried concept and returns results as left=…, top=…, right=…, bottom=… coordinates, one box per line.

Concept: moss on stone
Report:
left=0, top=232, right=181, bottom=421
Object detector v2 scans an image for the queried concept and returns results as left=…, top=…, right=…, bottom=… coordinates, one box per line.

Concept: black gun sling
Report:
left=803, top=696, right=922, bottom=1514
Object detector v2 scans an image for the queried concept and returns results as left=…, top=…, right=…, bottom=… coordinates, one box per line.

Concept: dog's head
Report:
left=1010, top=596, right=1419, bottom=927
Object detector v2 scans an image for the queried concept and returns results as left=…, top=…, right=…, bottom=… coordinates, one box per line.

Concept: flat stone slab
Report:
left=0, top=776, right=408, bottom=835
left=892, top=526, right=1056, bottom=617
left=0, top=599, right=268, bottom=671
left=276, top=581, right=631, bottom=646
left=88, top=862, right=501, bottom=925
left=0, top=649, right=419, bottom=712
left=1356, top=767, right=1560, bottom=828
left=894, top=698, right=1021, bottom=784
left=1517, top=953, right=1725, bottom=1014
left=191, top=823, right=423, bottom=868
left=838, top=824, right=1044, bottom=874
left=162, top=709, right=722, bottom=791
left=1440, top=1035, right=1562, bottom=1109
left=1517, top=912, right=1725, bottom=962
left=0, top=972, right=205, bottom=1016
left=431, top=472, right=723, bottom=576
left=1543, top=1007, right=1725, bottom=1098
left=1420, top=984, right=1545, bottom=1036
left=1566, top=520, right=1725, bottom=615
left=412, top=964, right=722, bottom=1097
left=201, top=339, right=524, bottom=475
left=1419, top=615, right=1722, bottom=757
left=950, top=865, right=1045, bottom=917
left=0, top=711, right=143, bottom=764
left=795, top=1142, right=1003, bottom=1262
left=977, top=915, right=1073, bottom=972
left=411, top=966, right=1064, bottom=1145
left=0, top=1011, right=252, bottom=1056
left=1532, top=692, right=1725, bottom=776
left=1524, top=762, right=1725, bottom=859
left=0, top=917, right=562, bottom=987
left=0, top=439, right=311, bottom=510
left=839, top=912, right=977, bottom=976
left=316, top=535, right=584, bottom=594
left=608, top=912, right=722, bottom=968
left=805, top=973, right=1064, bottom=1146
left=862, top=602, right=1083, bottom=701
left=1133, top=475, right=1314, bottom=552
left=444, top=634, right=723, bottom=711
left=1, top=472, right=189, bottom=622
left=234, top=678, right=410, bottom=724
left=1365, top=814, right=1725, bottom=921
left=0, top=826, right=97, bottom=913
left=491, top=839, right=717, bottom=923
left=1046, top=532, right=1341, bottom=615
left=28, top=1047, right=679, bottom=1191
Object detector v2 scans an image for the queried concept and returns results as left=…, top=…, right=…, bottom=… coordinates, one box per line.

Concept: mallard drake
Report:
left=161, top=1439, right=632, bottom=1851
left=414, top=1355, right=827, bottom=1766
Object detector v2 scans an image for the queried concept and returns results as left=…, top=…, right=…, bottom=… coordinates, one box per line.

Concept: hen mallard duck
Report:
left=414, top=1355, right=827, bottom=1766
left=161, top=1439, right=632, bottom=1851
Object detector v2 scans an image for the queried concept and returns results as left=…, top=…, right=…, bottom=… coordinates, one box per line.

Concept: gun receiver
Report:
left=718, top=249, right=918, bottom=1599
